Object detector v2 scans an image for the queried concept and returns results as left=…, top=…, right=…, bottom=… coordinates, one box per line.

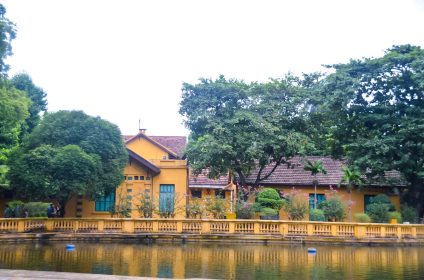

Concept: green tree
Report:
left=303, top=159, right=327, bottom=209
left=0, top=85, right=30, bottom=164
left=313, top=45, right=424, bottom=216
left=0, top=4, right=16, bottom=76
left=10, top=73, right=48, bottom=135
left=8, top=110, right=128, bottom=213
left=339, top=166, right=363, bottom=221
left=180, top=75, right=313, bottom=189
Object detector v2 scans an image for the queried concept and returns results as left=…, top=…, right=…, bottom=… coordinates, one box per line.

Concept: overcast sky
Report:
left=2, top=0, right=424, bottom=136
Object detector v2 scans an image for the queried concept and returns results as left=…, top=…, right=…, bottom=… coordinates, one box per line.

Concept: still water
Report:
left=0, top=242, right=423, bottom=279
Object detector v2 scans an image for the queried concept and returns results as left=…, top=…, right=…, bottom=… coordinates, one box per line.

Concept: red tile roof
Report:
left=245, top=156, right=404, bottom=187
left=123, top=135, right=186, bottom=158
left=189, top=170, right=229, bottom=187
left=150, top=136, right=186, bottom=158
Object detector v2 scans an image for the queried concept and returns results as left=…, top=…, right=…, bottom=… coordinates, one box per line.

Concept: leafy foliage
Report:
left=283, top=188, right=309, bottom=220
left=401, top=204, right=419, bottom=223
left=312, top=45, right=424, bottom=215
left=309, top=209, right=326, bottom=221
left=0, top=4, right=16, bottom=76
left=0, top=86, right=30, bottom=164
left=257, top=188, right=284, bottom=210
left=318, top=188, right=345, bottom=221
left=8, top=111, right=128, bottom=209
left=10, top=73, right=48, bottom=135
left=180, top=75, right=314, bottom=187
left=366, top=203, right=390, bottom=223
left=354, top=213, right=371, bottom=223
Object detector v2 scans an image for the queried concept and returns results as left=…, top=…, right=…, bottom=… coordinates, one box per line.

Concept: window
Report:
left=146, top=176, right=151, bottom=180
left=191, top=189, right=202, bottom=198
left=124, top=176, right=127, bottom=180
left=139, top=176, right=145, bottom=180
left=134, top=176, right=139, bottom=180
left=215, top=190, right=224, bottom=198
left=95, top=192, right=115, bottom=212
left=127, top=176, right=133, bottom=181
left=309, top=194, right=326, bottom=209
left=364, top=195, right=376, bottom=212
left=159, top=184, right=175, bottom=214
left=127, top=188, right=132, bottom=193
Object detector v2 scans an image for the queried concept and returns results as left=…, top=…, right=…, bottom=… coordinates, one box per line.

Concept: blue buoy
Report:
left=66, top=244, right=75, bottom=249
left=307, top=247, right=317, bottom=253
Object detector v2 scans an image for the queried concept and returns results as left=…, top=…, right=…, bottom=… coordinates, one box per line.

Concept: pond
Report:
left=0, top=242, right=423, bottom=279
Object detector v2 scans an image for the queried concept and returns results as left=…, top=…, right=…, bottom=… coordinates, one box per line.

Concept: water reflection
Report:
left=0, top=242, right=422, bottom=279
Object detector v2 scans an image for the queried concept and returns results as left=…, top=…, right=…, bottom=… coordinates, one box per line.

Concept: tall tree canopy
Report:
left=8, top=111, right=128, bottom=208
left=10, top=73, right=48, bottom=135
left=180, top=75, right=314, bottom=187
left=0, top=4, right=16, bottom=76
left=0, top=85, right=30, bottom=164
left=312, top=45, right=424, bottom=214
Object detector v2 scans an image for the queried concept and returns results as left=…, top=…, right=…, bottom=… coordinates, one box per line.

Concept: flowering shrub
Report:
left=235, top=200, right=255, bottom=219
left=318, top=186, right=345, bottom=221
left=283, top=188, right=308, bottom=220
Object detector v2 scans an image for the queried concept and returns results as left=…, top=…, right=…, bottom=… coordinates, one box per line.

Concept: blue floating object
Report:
left=307, top=247, right=317, bottom=253
left=66, top=244, right=75, bottom=249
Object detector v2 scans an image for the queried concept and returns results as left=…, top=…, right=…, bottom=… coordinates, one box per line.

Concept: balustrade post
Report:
left=355, top=225, right=366, bottom=239
left=411, top=226, right=417, bottom=238
left=331, top=224, right=337, bottom=236
left=45, top=219, right=54, bottom=231
left=397, top=226, right=402, bottom=239
left=201, top=220, right=210, bottom=234
left=17, top=219, right=25, bottom=233
left=307, top=224, right=314, bottom=236
left=122, top=219, right=134, bottom=233
left=254, top=222, right=260, bottom=234
left=176, top=220, right=183, bottom=233
left=98, top=220, right=105, bottom=232
left=280, top=222, right=288, bottom=236
left=152, top=220, right=159, bottom=232
left=380, top=225, right=386, bottom=238
left=228, top=221, right=235, bottom=234
left=74, top=220, right=79, bottom=232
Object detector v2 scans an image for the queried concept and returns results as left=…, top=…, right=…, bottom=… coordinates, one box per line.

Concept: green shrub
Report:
left=283, top=188, right=308, bottom=220
left=388, top=211, right=402, bottom=223
left=318, top=197, right=345, bottom=221
left=366, top=203, right=390, bottom=223
left=370, top=194, right=395, bottom=211
left=309, top=209, right=325, bottom=221
left=257, top=188, right=284, bottom=210
left=354, top=213, right=371, bottom=223
left=260, top=207, right=279, bottom=217
left=24, top=202, right=49, bottom=217
left=401, top=204, right=418, bottom=223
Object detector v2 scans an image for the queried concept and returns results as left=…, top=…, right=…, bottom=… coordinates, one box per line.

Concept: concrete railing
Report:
left=0, top=218, right=423, bottom=240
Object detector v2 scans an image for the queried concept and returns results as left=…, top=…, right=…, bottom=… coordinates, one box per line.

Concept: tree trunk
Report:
left=313, top=176, right=317, bottom=209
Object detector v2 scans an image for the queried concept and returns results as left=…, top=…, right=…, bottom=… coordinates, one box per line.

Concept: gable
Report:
left=126, top=134, right=176, bottom=160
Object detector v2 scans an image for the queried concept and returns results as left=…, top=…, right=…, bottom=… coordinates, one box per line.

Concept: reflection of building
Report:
left=0, top=243, right=421, bottom=279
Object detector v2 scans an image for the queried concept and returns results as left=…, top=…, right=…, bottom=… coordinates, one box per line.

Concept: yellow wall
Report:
left=126, top=136, right=170, bottom=161
left=269, top=185, right=400, bottom=220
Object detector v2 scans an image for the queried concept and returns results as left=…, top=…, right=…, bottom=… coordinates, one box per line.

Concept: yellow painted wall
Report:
left=126, top=136, right=170, bottom=161
left=269, top=186, right=400, bottom=220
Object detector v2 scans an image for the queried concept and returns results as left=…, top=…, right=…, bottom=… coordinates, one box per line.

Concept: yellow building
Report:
left=64, top=129, right=189, bottom=218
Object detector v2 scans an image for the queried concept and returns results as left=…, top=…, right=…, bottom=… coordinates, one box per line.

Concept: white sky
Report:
left=2, top=0, right=424, bottom=136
